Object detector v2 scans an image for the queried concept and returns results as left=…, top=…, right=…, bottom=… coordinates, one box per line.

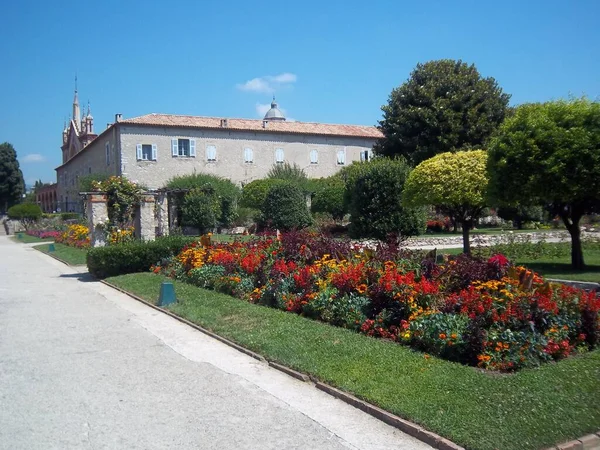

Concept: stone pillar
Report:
left=156, top=192, right=169, bottom=237
left=85, top=193, right=108, bottom=247
left=135, top=193, right=156, bottom=242
left=168, top=193, right=180, bottom=230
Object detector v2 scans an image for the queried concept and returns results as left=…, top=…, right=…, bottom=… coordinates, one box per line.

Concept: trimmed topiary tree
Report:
left=346, top=158, right=426, bottom=240
left=181, top=187, right=221, bottom=234
left=310, top=176, right=347, bottom=221
left=240, top=179, right=287, bottom=210
left=403, top=150, right=488, bottom=254
left=7, top=202, right=42, bottom=229
left=260, top=182, right=312, bottom=231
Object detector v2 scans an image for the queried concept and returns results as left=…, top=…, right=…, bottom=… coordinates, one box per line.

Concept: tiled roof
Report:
left=121, top=113, right=383, bottom=139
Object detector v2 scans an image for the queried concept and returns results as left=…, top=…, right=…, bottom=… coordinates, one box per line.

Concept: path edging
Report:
left=99, top=279, right=464, bottom=450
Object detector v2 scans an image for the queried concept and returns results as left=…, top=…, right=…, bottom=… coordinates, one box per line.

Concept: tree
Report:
left=266, top=162, right=308, bottom=186
left=0, top=142, right=25, bottom=211
left=7, top=203, right=42, bottom=229
left=496, top=205, right=545, bottom=230
left=346, top=158, right=426, bottom=240
left=403, top=150, right=488, bottom=254
left=181, top=187, right=221, bottom=234
left=310, top=176, right=347, bottom=221
left=375, top=60, right=510, bottom=166
left=240, top=179, right=287, bottom=210
left=488, top=98, right=600, bottom=270
left=260, top=182, right=312, bottom=231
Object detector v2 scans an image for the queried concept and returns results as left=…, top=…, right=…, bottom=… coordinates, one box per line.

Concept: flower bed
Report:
left=152, top=231, right=600, bottom=371
left=56, top=224, right=90, bottom=248
left=26, top=230, right=61, bottom=240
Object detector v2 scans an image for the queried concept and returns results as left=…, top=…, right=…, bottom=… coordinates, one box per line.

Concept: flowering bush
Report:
left=152, top=230, right=600, bottom=372
left=56, top=224, right=90, bottom=248
left=26, top=230, right=61, bottom=240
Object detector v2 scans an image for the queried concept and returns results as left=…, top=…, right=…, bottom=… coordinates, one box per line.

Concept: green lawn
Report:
left=10, top=234, right=55, bottom=244
left=35, top=243, right=88, bottom=265
left=106, top=272, right=600, bottom=450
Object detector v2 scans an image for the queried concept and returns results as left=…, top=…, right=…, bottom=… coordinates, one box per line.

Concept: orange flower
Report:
left=439, top=333, right=447, bottom=340
left=450, top=333, right=457, bottom=339
left=424, top=354, right=430, bottom=360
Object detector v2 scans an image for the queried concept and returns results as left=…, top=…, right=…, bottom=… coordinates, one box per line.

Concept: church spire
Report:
left=72, top=75, right=80, bottom=130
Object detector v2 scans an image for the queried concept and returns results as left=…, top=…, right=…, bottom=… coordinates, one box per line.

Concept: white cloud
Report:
left=237, top=72, right=297, bottom=94
left=255, top=102, right=272, bottom=117
left=23, top=153, right=46, bottom=163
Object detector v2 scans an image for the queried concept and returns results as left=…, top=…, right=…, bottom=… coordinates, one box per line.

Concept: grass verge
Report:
left=10, top=234, right=54, bottom=244
left=106, top=272, right=600, bottom=450
left=35, top=243, right=88, bottom=265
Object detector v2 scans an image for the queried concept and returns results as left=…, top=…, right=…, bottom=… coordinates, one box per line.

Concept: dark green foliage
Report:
left=240, top=179, right=286, bottom=209
left=260, top=182, right=312, bottom=231
left=375, top=59, right=510, bottom=166
left=0, top=142, right=25, bottom=210
left=87, top=235, right=195, bottom=279
left=266, top=162, right=308, bottom=186
left=59, top=212, right=81, bottom=221
left=7, top=202, right=42, bottom=228
left=78, top=173, right=110, bottom=192
left=167, top=173, right=240, bottom=230
left=346, top=158, right=426, bottom=240
left=488, top=98, right=600, bottom=269
left=310, top=176, right=347, bottom=221
left=496, top=205, right=545, bottom=229
left=181, top=187, right=220, bottom=234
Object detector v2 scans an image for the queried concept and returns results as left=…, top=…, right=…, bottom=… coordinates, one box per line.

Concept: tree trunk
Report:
left=462, top=220, right=471, bottom=254
left=560, top=210, right=585, bottom=270
left=515, top=218, right=523, bottom=230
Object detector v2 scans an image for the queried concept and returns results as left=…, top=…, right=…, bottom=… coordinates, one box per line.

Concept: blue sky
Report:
left=1, top=0, right=598, bottom=185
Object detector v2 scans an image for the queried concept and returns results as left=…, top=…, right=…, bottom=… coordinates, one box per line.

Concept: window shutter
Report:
left=152, top=144, right=157, bottom=161
left=245, top=148, right=253, bottom=163
left=136, top=144, right=142, bottom=160
left=190, top=139, right=196, bottom=157
left=276, top=148, right=284, bottom=163
left=310, top=149, right=318, bottom=164
left=171, top=139, right=178, bottom=157
left=206, top=145, right=216, bottom=161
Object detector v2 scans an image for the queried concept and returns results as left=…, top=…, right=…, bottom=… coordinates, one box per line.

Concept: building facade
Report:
left=56, top=96, right=382, bottom=212
left=35, top=183, right=58, bottom=213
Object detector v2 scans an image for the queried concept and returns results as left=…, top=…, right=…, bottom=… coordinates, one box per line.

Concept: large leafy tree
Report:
left=488, top=98, right=600, bottom=270
left=403, top=150, right=488, bottom=254
left=0, top=142, right=25, bottom=211
left=375, top=60, right=510, bottom=166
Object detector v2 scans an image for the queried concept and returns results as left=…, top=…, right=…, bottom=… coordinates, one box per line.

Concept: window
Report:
left=360, top=150, right=371, bottom=162
left=105, top=142, right=110, bottom=165
left=206, top=145, right=217, bottom=162
left=244, top=147, right=253, bottom=163
left=310, top=149, right=318, bottom=164
left=171, top=138, right=196, bottom=157
left=88, top=167, right=92, bottom=174
left=337, top=149, right=346, bottom=165
left=275, top=148, right=284, bottom=164
left=137, top=144, right=157, bottom=161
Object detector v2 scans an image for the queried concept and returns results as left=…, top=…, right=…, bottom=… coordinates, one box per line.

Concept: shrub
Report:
left=260, top=182, right=312, bottom=231
left=346, top=158, right=427, bottom=240
left=310, top=176, right=347, bottom=221
left=496, top=205, right=545, bottom=230
left=87, top=235, right=195, bottom=279
left=266, top=162, right=308, bottom=187
left=240, top=179, right=286, bottom=209
left=181, top=187, right=220, bottom=234
left=7, top=203, right=42, bottom=229
left=60, top=212, right=81, bottom=221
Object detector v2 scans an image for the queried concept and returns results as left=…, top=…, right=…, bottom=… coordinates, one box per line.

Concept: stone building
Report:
left=56, top=93, right=382, bottom=212
left=35, top=183, right=58, bottom=213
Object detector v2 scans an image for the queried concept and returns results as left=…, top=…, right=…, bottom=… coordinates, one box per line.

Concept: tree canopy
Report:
left=374, top=59, right=510, bottom=166
left=0, top=142, right=25, bottom=211
left=488, top=98, right=600, bottom=269
left=403, top=150, right=488, bottom=253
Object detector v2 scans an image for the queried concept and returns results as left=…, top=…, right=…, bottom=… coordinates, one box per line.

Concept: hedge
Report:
left=87, top=235, right=195, bottom=279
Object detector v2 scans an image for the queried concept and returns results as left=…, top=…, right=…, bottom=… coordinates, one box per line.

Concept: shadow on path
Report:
left=59, top=272, right=97, bottom=283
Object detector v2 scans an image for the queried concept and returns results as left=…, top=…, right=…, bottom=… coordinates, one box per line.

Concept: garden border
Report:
left=99, top=278, right=465, bottom=450
left=32, top=245, right=74, bottom=267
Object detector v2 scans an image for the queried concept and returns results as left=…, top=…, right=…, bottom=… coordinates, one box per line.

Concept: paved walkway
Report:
left=0, top=237, right=431, bottom=450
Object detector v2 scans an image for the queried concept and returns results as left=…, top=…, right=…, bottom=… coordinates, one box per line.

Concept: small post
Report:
left=17, top=232, right=23, bottom=239
left=48, top=243, right=56, bottom=253
left=158, top=281, right=176, bottom=307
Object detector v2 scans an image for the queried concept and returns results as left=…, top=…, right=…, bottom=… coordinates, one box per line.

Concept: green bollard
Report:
left=158, top=281, right=177, bottom=307
left=48, top=243, right=56, bottom=253
left=17, top=233, right=23, bottom=239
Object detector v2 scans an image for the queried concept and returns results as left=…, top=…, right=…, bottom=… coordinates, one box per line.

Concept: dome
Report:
left=263, top=98, right=286, bottom=121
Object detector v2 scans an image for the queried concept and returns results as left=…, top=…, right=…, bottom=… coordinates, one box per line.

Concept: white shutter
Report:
left=276, top=148, right=284, bottom=163
left=337, top=149, right=346, bottom=165
left=206, top=145, right=216, bottom=161
left=310, top=149, right=318, bottom=164
left=244, top=148, right=252, bottom=163
left=171, top=139, right=178, bottom=157
left=136, top=144, right=142, bottom=160
left=190, top=139, right=196, bottom=157
left=152, top=144, right=157, bottom=161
